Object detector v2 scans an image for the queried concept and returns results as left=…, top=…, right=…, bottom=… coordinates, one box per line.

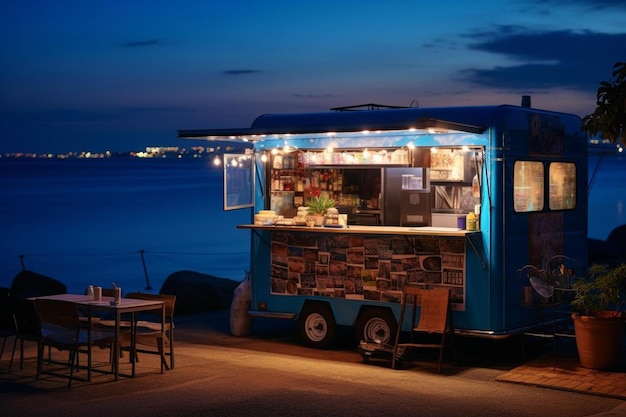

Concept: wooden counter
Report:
left=238, top=224, right=475, bottom=237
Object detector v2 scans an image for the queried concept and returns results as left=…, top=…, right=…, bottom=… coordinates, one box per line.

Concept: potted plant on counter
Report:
left=571, top=263, right=626, bottom=370
left=307, top=194, right=335, bottom=226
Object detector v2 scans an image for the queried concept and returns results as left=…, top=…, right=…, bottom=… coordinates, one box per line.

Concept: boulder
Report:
left=10, top=270, right=67, bottom=299
left=607, top=224, right=626, bottom=260
left=588, top=224, right=626, bottom=267
left=159, top=270, right=240, bottom=315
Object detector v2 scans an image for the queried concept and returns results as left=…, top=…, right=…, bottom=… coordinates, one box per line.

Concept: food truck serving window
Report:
left=549, top=162, right=576, bottom=210
left=223, top=153, right=254, bottom=210
left=513, top=161, right=544, bottom=212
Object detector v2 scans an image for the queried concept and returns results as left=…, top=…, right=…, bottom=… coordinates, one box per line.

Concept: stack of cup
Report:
left=93, top=286, right=102, bottom=301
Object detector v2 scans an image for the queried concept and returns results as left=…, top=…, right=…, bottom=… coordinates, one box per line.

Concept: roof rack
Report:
left=330, top=103, right=410, bottom=111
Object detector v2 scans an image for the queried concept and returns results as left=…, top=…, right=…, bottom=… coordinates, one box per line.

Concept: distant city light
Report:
left=2, top=144, right=251, bottom=162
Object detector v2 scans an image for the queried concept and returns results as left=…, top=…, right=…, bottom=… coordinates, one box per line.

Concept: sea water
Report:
left=0, top=157, right=251, bottom=294
left=588, top=153, right=626, bottom=239
left=0, top=153, right=624, bottom=294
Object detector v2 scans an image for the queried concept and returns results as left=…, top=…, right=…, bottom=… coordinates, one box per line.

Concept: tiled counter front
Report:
left=269, top=231, right=466, bottom=311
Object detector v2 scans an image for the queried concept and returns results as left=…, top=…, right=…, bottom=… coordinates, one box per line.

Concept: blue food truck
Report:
left=179, top=103, right=588, bottom=348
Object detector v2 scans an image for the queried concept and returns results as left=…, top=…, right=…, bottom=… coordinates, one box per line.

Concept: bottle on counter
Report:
left=466, top=212, right=477, bottom=231
left=474, top=204, right=481, bottom=231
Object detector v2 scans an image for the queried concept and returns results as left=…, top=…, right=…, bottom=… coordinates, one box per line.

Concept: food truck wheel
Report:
left=298, top=303, right=337, bottom=348
left=356, top=308, right=397, bottom=346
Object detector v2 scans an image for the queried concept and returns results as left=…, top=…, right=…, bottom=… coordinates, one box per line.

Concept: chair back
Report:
left=401, top=286, right=451, bottom=333
left=125, top=292, right=176, bottom=318
left=413, top=287, right=450, bottom=333
left=12, top=298, right=40, bottom=338
left=34, top=299, right=80, bottom=330
left=0, top=288, right=14, bottom=332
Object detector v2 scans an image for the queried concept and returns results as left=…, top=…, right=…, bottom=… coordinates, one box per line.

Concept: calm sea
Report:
left=0, top=157, right=251, bottom=294
left=0, top=153, right=624, bottom=294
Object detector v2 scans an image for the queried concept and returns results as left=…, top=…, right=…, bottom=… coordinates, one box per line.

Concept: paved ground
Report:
left=1, top=309, right=625, bottom=417
left=497, top=345, right=626, bottom=400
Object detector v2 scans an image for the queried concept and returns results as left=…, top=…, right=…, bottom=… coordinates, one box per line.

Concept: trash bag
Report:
left=230, top=271, right=252, bottom=336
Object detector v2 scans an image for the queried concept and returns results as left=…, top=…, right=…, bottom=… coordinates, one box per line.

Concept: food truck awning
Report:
left=177, top=105, right=509, bottom=141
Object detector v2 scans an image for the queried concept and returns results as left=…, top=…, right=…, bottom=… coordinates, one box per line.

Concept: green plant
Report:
left=307, top=194, right=335, bottom=215
left=581, top=61, right=626, bottom=145
left=571, top=263, right=626, bottom=317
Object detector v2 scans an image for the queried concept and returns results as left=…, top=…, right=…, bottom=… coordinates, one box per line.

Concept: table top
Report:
left=32, top=293, right=164, bottom=310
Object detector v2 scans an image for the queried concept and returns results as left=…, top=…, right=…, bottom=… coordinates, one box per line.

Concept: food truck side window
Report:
left=548, top=162, right=576, bottom=210
left=513, top=161, right=544, bottom=212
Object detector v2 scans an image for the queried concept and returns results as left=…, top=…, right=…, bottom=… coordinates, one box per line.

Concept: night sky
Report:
left=1, top=0, right=625, bottom=154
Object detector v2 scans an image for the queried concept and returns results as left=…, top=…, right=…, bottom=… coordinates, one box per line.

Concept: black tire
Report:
left=355, top=308, right=398, bottom=345
left=298, top=303, right=337, bottom=349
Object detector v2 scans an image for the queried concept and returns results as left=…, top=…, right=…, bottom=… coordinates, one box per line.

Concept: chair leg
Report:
left=169, top=339, right=174, bottom=370
left=68, top=350, right=76, bottom=390
left=157, top=337, right=169, bottom=370
left=8, top=335, right=18, bottom=372
left=20, top=339, right=25, bottom=369
left=437, top=333, right=446, bottom=374
left=36, top=342, right=44, bottom=380
left=0, top=337, right=6, bottom=359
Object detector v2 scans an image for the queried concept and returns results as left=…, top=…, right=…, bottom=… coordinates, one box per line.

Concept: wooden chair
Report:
left=0, top=288, right=17, bottom=368
left=391, top=286, right=454, bottom=374
left=120, top=293, right=176, bottom=370
left=10, top=297, right=42, bottom=371
left=34, top=299, right=115, bottom=389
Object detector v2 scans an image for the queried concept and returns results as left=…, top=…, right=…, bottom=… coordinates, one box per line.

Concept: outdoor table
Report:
left=32, top=293, right=165, bottom=381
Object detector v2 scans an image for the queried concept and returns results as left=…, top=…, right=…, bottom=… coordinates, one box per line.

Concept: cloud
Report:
left=457, top=26, right=626, bottom=92
left=124, top=39, right=163, bottom=47
left=223, top=70, right=263, bottom=75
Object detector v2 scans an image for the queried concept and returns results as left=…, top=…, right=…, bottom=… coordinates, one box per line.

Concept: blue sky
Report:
left=1, top=0, right=625, bottom=154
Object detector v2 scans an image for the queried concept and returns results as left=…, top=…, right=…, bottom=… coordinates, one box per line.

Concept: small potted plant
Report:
left=570, top=263, right=626, bottom=370
left=307, top=194, right=335, bottom=226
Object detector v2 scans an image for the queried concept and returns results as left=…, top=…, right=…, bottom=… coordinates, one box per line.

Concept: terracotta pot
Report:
left=313, top=214, right=324, bottom=226
left=571, top=312, right=625, bottom=370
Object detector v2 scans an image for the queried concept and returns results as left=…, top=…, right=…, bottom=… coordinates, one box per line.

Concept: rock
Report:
left=10, top=270, right=67, bottom=299
left=159, top=270, right=240, bottom=315
left=607, top=224, right=626, bottom=260
left=588, top=224, right=626, bottom=266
